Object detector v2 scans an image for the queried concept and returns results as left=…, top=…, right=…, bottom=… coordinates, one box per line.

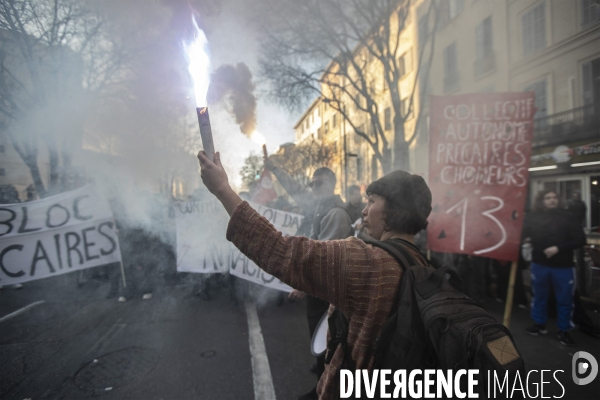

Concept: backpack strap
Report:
left=364, top=238, right=423, bottom=270
left=367, top=239, right=463, bottom=295
left=416, top=265, right=463, bottom=298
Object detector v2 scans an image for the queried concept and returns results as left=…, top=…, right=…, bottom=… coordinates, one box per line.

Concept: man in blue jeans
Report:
left=523, top=190, right=586, bottom=346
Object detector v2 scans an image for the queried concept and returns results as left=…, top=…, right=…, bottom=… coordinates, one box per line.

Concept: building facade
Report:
left=292, top=0, right=599, bottom=230
left=419, top=0, right=599, bottom=229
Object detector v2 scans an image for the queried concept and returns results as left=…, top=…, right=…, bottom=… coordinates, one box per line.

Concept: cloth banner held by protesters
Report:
left=427, top=92, right=535, bottom=261
left=175, top=200, right=302, bottom=292
left=0, top=186, right=122, bottom=285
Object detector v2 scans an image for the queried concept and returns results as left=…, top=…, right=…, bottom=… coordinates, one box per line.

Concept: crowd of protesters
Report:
left=0, top=156, right=599, bottom=400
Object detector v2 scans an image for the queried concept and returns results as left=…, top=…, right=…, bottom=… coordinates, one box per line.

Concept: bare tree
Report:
left=257, top=0, right=439, bottom=173
left=240, top=152, right=264, bottom=192
left=269, top=140, right=336, bottom=187
left=0, top=0, right=128, bottom=197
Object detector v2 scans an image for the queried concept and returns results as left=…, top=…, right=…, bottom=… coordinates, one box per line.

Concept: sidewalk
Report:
left=484, top=300, right=600, bottom=399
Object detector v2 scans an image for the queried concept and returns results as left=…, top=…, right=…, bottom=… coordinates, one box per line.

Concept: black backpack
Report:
left=326, top=239, right=525, bottom=399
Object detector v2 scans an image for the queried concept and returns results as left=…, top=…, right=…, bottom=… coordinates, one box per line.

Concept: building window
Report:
left=581, top=0, right=600, bottom=29
left=324, top=121, right=330, bottom=135
left=449, top=0, right=464, bottom=19
left=444, top=42, right=459, bottom=93
left=524, top=79, right=548, bottom=119
left=317, top=127, right=323, bottom=139
left=582, top=57, right=600, bottom=107
left=371, top=155, right=378, bottom=182
left=333, top=114, right=337, bottom=128
left=475, top=16, right=495, bottom=77
left=438, top=0, right=464, bottom=28
left=384, top=107, right=392, bottom=130
left=357, top=158, right=363, bottom=182
left=398, top=49, right=413, bottom=78
left=522, top=2, right=546, bottom=57
left=355, top=124, right=364, bottom=144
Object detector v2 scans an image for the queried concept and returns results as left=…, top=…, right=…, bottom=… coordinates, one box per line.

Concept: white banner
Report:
left=175, top=198, right=230, bottom=274
left=175, top=200, right=303, bottom=292
left=0, top=186, right=122, bottom=285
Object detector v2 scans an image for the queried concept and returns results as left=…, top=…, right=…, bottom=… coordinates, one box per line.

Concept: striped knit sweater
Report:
left=226, top=202, right=428, bottom=400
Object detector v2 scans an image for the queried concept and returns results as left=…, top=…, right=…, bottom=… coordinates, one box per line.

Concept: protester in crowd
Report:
left=117, top=227, right=161, bottom=301
left=107, top=193, right=174, bottom=302
left=26, top=184, right=36, bottom=201
left=198, top=150, right=431, bottom=400
left=522, top=190, right=586, bottom=346
left=267, top=195, right=292, bottom=212
left=0, top=185, right=21, bottom=204
left=266, top=160, right=352, bottom=400
left=345, top=185, right=365, bottom=225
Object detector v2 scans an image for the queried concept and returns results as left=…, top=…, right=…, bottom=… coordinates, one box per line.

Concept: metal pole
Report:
left=502, top=261, right=518, bottom=328
left=343, top=108, right=348, bottom=196
left=119, top=260, right=127, bottom=288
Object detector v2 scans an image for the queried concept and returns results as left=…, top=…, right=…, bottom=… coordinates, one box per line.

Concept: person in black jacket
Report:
left=522, top=190, right=586, bottom=346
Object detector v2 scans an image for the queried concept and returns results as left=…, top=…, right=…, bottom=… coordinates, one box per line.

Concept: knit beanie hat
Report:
left=366, top=170, right=432, bottom=231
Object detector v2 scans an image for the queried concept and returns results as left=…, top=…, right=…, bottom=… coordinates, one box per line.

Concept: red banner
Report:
left=427, top=93, right=536, bottom=261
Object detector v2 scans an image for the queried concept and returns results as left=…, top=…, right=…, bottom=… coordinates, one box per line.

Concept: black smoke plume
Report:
left=207, top=62, right=257, bottom=136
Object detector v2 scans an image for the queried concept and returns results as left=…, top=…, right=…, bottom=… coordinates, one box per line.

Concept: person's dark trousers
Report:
left=306, top=295, right=329, bottom=380
left=530, top=263, right=575, bottom=331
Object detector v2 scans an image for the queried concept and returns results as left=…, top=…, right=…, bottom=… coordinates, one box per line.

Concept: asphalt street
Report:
left=0, top=272, right=599, bottom=400
left=0, top=273, right=315, bottom=400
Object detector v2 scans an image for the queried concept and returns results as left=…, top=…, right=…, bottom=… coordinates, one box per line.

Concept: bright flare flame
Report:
left=183, top=16, right=211, bottom=108
left=251, top=131, right=266, bottom=145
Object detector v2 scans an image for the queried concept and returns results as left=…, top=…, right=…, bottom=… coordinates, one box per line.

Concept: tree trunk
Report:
left=48, top=145, right=60, bottom=195
left=27, top=159, right=48, bottom=199
left=393, top=120, right=410, bottom=171
left=381, top=147, right=392, bottom=175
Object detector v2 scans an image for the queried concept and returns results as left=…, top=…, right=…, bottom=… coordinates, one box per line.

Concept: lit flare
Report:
left=251, top=131, right=266, bottom=146
left=183, top=16, right=210, bottom=107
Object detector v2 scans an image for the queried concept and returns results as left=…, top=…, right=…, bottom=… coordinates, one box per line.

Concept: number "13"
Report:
left=446, top=196, right=507, bottom=255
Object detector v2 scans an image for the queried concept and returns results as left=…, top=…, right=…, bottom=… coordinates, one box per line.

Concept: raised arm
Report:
left=226, top=201, right=351, bottom=307
left=197, top=151, right=242, bottom=216
left=265, top=159, right=313, bottom=210
left=197, top=149, right=389, bottom=310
